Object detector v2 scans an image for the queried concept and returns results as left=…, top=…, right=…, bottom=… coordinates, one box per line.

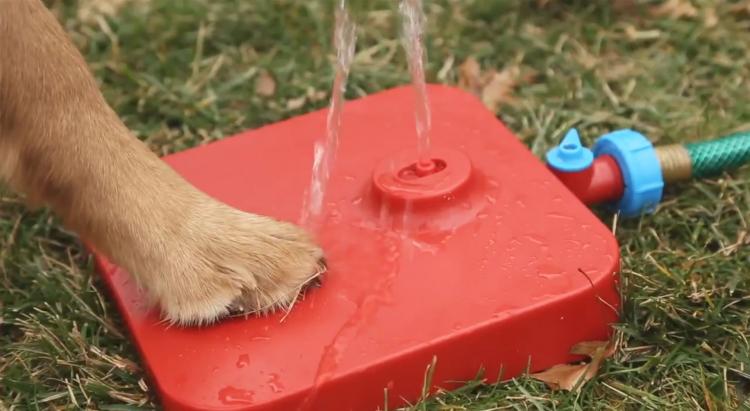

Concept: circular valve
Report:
left=372, top=147, right=472, bottom=205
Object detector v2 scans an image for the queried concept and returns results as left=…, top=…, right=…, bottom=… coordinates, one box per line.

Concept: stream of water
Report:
left=298, top=1, right=434, bottom=408
left=302, top=0, right=433, bottom=227
left=399, top=0, right=432, bottom=165
left=301, top=0, right=357, bottom=227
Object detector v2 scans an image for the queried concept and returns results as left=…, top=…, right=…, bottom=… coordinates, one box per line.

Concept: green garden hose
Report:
left=655, top=130, right=750, bottom=183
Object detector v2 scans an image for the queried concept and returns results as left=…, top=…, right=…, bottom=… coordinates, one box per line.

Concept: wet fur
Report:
left=0, top=0, right=325, bottom=326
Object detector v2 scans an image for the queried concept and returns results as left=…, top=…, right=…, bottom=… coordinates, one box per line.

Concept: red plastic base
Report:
left=93, top=85, right=620, bottom=411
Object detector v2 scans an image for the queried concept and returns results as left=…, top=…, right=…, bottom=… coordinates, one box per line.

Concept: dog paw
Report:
left=132, top=200, right=326, bottom=326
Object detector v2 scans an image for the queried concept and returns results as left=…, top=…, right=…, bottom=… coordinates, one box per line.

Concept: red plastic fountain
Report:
left=93, top=84, right=621, bottom=410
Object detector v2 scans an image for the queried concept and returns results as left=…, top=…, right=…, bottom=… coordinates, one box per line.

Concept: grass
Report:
left=1, top=0, right=749, bottom=409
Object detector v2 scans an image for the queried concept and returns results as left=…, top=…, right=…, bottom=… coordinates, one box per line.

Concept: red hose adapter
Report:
left=550, top=155, right=624, bottom=205
left=545, top=129, right=625, bottom=206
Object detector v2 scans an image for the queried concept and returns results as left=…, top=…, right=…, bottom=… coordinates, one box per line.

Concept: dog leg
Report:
left=0, top=0, right=325, bottom=325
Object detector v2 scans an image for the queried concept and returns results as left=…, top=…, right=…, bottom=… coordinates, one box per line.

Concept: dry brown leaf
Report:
left=600, top=60, right=637, bottom=81
left=286, top=96, right=307, bottom=110
left=729, top=1, right=750, bottom=15
left=612, top=0, right=638, bottom=12
left=481, top=67, right=520, bottom=113
left=703, top=7, right=718, bottom=28
left=575, top=46, right=599, bottom=70
left=457, top=57, right=483, bottom=96
left=522, top=24, right=544, bottom=37
left=571, top=340, right=616, bottom=357
left=306, top=87, right=327, bottom=102
left=457, top=57, right=522, bottom=112
left=650, top=0, right=698, bottom=19
left=531, top=340, right=614, bottom=392
left=255, top=71, right=276, bottom=97
left=77, top=0, right=149, bottom=23
left=531, top=363, right=592, bottom=391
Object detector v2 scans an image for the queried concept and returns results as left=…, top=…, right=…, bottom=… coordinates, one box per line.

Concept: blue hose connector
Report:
left=592, top=129, right=664, bottom=217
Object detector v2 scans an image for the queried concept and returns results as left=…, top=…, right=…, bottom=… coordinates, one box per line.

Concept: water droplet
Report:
left=524, top=235, right=544, bottom=245
left=385, top=250, right=401, bottom=263
left=268, top=373, right=285, bottom=393
left=218, top=386, right=255, bottom=405
left=485, top=195, right=497, bottom=204
left=477, top=213, right=489, bottom=219
left=236, top=354, right=250, bottom=368
left=351, top=197, right=363, bottom=205
left=546, top=212, right=574, bottom=221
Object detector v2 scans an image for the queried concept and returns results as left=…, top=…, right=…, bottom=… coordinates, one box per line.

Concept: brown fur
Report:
left=0, top=0, right=325, bottom=326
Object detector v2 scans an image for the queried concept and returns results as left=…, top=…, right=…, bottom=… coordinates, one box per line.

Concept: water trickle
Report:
left=300, top=234, right=402, bottom=410
left=399, top=0, right=432, bottom=164
left=302, top=0, right=357, bottom=228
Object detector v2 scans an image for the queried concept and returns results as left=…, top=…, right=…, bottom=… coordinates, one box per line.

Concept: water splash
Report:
left=399, top=0, right=432, bottom=164
left=302, top=0, right=357, bottom=228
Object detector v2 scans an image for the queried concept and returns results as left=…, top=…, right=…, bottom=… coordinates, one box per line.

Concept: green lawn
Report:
left=2, top=0, right=749, bottom=409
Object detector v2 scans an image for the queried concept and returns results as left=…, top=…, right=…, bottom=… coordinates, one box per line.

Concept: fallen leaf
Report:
left=531, top=340, right=615, bottom=392
left=255, top=70, right=276, bottom=97
left=480, top=67, right=520, bottom=113
left=612, top=0, right=638, bottom=12
left=650, top=0, right=698, bottom=19
left=574, top=45, right=599, bottom=70
left=77, top=0, right=150, bottom=23
left=286, top=96, right=307, bottom=110
left=600, top=59, right=637, bottom=81
left=306, top=87, right=327, bottom=102
left=457, top=57, right=483, bottom=96
left=457, top=57, right=522, bottom=112
left=729, top=1, right=750, bottom=15
left=571, top=340, right=616, bottom=357
left=703, top=7, right=718, bottom=28
left=522, top=23, right=544, bottom=37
